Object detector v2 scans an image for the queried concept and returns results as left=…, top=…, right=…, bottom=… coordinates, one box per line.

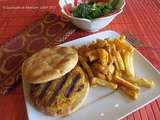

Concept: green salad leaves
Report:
left=71, top=2, right=113, bottom=19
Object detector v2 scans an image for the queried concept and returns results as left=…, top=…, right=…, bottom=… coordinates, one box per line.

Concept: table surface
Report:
left=0, top=0, right=160, bottom=120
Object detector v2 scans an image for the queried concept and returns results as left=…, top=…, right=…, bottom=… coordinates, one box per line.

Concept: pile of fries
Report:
left=77, top=35, right=155, bottom=100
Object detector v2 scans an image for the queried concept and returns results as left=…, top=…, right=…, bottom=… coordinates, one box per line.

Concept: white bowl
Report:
left=59, top=0, right=125, bottom=32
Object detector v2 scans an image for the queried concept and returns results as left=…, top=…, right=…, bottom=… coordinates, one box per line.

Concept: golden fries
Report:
left=77, top=35, right=155, bottom=100
left=127, top=78, right=155, bottom=88
left=137, top=78, right=155, bottom=88
left=86, top=48, right=108, bottom=66
left=92, top=62, right=115, bottom=81
left=108, top=54, right=114, bottom=64
left=107, top=64, right=115, bottom=74
left=112, top=46, right=125, bottom=71
left=123, top=51, right=135, bottom=77
left=91, top=65, right=106, bottom=80
left=119, top=86, right=139, bottom=100
left=114, top=70, right=122, bottom=78
left=78, top=55, right=94, bottom=84
left=114, top=39, right=134, bottom=53
left=98, top=49, right=108, bottom=66
left=95, top=71, right=106, bottom=80
left=86, top=49, right=99, bottom=62
left=92, top=77, right=118, bottom=90
left=92, top=62, right=108, bottom=75
left=119, top=35, right=126, bottom=42
left=113, top=56, right=120, bottom=71
left=89, top=39, right=109, bottom=49
left=115, top=76, right=140, bottom=91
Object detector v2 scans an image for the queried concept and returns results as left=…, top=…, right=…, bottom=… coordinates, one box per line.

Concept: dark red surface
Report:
left=0, top=0, right=160, bottom=120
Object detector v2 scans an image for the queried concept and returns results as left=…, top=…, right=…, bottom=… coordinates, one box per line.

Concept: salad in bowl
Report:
left=59, top=0, right=125, bottom=32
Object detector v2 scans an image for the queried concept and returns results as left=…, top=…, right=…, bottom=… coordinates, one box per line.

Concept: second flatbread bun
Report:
left=22, top=47, right=78, bottom=84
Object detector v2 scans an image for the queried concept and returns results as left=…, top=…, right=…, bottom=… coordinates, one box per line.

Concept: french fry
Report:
left=95, top=71, right=106, bottom=80
left=113, top=56, right=120, bottom=71
left=96, top=39, right=109, bottom=47
left=78, top=45, right=91, bottom=53
left=91, top=65, right=106, bottom=80
left=106, top=64, right=115, bottom=81
left=78, top=45, right=91, bottom=61
left=112, top=47, right=125, bottom=71
left=103, top=42, right=111, bottom=53
left=123, top=51, right=135, bottom=77
left=78, top=55, right=94, bottom=84
left=88, top=40, right=97, bottom=49
left=108, top=54, right=114, bottom=65
left=107, top=39, right=115, bottom=45
left=119, top=35, right=126, bottom=42
left=86, top=48, right=108, bottom=66
left=136, top=78, right=155, bottom=88
left=92, top=62, right=114, bottom=80
left=99, top=49, right=108, bottom=66
left=119, top=86, right=139, bottom=100
left=92, top=62, right=108, bottom=75
left=106, top=72, right=113, bottom=81
left=115, top=76, right=140, bottom=91
left=127, top=78, right=155, bottom=88
left=107, top=64, right=115, bottom=74
left=89, top=39, right=109, bottom=49
left=95, top=38, right=109, bottom=48
left=92, top=77, right=118, bottom=90
left=114, top=39, right=134, bottom=53
left=86, top=49, right=99, bottom=62
left=114, top=70, right=122, bottom=78
left=123, top=77, right=137, bottom=83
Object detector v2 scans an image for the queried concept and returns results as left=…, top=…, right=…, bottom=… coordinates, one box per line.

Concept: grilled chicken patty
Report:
left=30, top=65, right=89, bottom=117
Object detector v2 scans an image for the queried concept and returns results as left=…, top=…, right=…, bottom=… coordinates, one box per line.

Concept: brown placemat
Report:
left=0, top=12, right=76, bottom=95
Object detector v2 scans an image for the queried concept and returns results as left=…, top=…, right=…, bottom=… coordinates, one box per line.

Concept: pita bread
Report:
left=22, top=47, right=78, bottom=84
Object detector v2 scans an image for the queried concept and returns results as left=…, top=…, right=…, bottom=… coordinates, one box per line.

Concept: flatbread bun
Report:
left=30, top=65, right=89, bottom=117
left=22, top=47, right=78, bottom=84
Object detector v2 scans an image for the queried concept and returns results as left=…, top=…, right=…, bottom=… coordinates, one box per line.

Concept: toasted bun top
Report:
left=22, top=47, right=78, bottom=84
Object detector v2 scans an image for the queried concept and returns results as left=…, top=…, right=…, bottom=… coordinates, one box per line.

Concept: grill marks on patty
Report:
left=39, top=81, right=52, bottom=99
left=30, top=66, right=86, bottom=107
left=31, top=84, right=46, bottom=98
left=65, top=74, right=81, bottom=98
left=41, top=80, right=58, bottom=104
left=48, top=74, right=69, bottom=105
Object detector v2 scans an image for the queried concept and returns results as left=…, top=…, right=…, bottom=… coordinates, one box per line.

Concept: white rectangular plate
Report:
left=23, top=30, right=160, bottom=120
